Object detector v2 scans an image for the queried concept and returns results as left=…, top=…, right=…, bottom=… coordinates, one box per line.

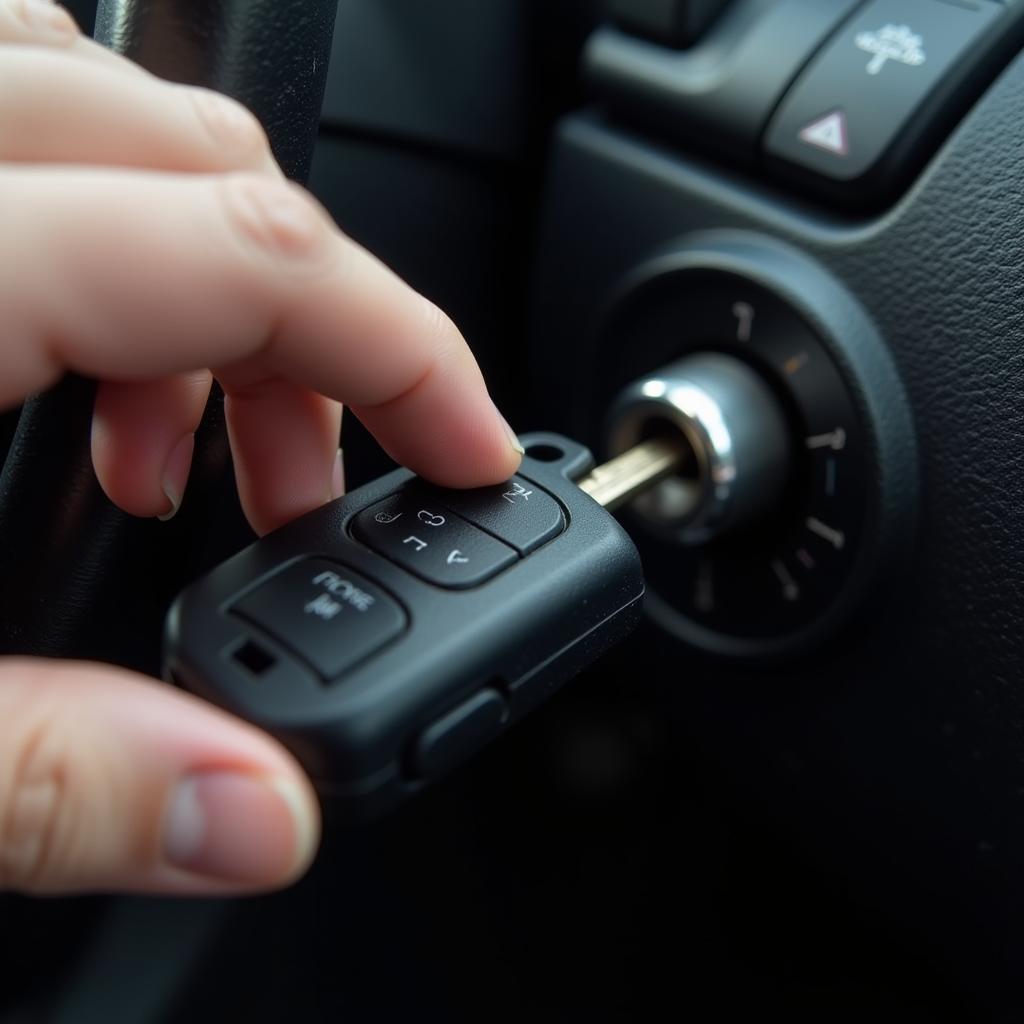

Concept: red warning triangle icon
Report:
left=798, top=111, right=849, bottom=156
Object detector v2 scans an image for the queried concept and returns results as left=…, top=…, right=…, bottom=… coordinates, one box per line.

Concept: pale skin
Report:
left=0, top=0, right=523, bottom=894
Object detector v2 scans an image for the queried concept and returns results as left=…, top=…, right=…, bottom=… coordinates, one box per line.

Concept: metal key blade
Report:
left=577, top=436, right=692, bottom=513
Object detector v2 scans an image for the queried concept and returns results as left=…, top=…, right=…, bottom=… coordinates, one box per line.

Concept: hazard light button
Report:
left=763, top=0, right=1005, bottom=197
left=798, top=111, right=849, bottom=157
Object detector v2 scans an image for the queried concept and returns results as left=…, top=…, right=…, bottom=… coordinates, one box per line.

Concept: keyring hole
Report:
left=525, top=443, right=565, bottom=463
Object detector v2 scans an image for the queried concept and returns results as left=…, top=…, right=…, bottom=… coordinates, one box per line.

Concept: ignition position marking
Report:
left=806, top=428, right=847, bottom=451
left=783, top=352, right=810, bottom=376
left=806, top=517, right=846, bottom=551
left=732, top=302, right=755, bottom=342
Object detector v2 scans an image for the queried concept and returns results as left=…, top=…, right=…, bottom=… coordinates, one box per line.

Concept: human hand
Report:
left=0, top=0, right=522, bottom=895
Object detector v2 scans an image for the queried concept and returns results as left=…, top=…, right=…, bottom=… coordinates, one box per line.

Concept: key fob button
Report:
left=409, top=688, right=508, bottom=780
left=423, top=475, right=566, bottom=555
left=353, top=494, right=517, bottom=588
left=233, top=559, right=406, bottom=680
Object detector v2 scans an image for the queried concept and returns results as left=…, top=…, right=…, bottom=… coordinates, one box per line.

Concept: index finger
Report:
left=1, top=167, right=523, bottom=496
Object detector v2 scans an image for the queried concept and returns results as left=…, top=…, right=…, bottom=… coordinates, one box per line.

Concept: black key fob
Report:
left=163, top=434, right=644, bottom=818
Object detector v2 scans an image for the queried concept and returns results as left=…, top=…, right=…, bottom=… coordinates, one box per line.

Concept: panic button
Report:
left=234, top=559, right=406, bottom=679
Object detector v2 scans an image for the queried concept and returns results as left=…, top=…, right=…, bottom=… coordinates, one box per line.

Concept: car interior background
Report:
left=4, top=1, right=1024, bottom=1020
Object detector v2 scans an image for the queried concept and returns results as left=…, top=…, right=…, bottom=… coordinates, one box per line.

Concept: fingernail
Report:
left=158, top=434, right=195, bottom=522
left=163, top=772, right=319, bottom=885
left=496, top=407, right=525, bottom=455
left=20, top=0, right=78, bottom=38
left=330, top=447, right=345, bottom=501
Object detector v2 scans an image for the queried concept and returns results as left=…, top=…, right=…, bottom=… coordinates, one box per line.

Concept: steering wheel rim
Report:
left=0, top=0, right=339, bottom=668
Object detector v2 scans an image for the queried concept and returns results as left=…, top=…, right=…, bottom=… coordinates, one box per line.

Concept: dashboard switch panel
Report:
left=585, top=0, right=861, bottom=161
left=765, top=0, right=1017, bottom=201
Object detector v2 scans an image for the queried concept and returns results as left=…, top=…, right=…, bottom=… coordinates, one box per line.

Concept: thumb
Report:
left=0, top=658, right=320, bottom=895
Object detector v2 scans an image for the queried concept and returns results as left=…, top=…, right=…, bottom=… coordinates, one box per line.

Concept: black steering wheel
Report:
left=0, top=0, right=338, bottom=670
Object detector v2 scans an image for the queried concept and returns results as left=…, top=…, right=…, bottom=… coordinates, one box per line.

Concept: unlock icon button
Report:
left=353, top=490, right=517, bottom=589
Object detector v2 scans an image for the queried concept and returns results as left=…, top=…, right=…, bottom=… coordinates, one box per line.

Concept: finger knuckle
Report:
left=219, top=173, right=330, bottom=263
left=0, top=711, right=77, bottom=891
left=6, top=0, right=31, bottom=28
left=7, top=0, right=78, bottom=39
left=189, top=88, right=269, bottom=164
